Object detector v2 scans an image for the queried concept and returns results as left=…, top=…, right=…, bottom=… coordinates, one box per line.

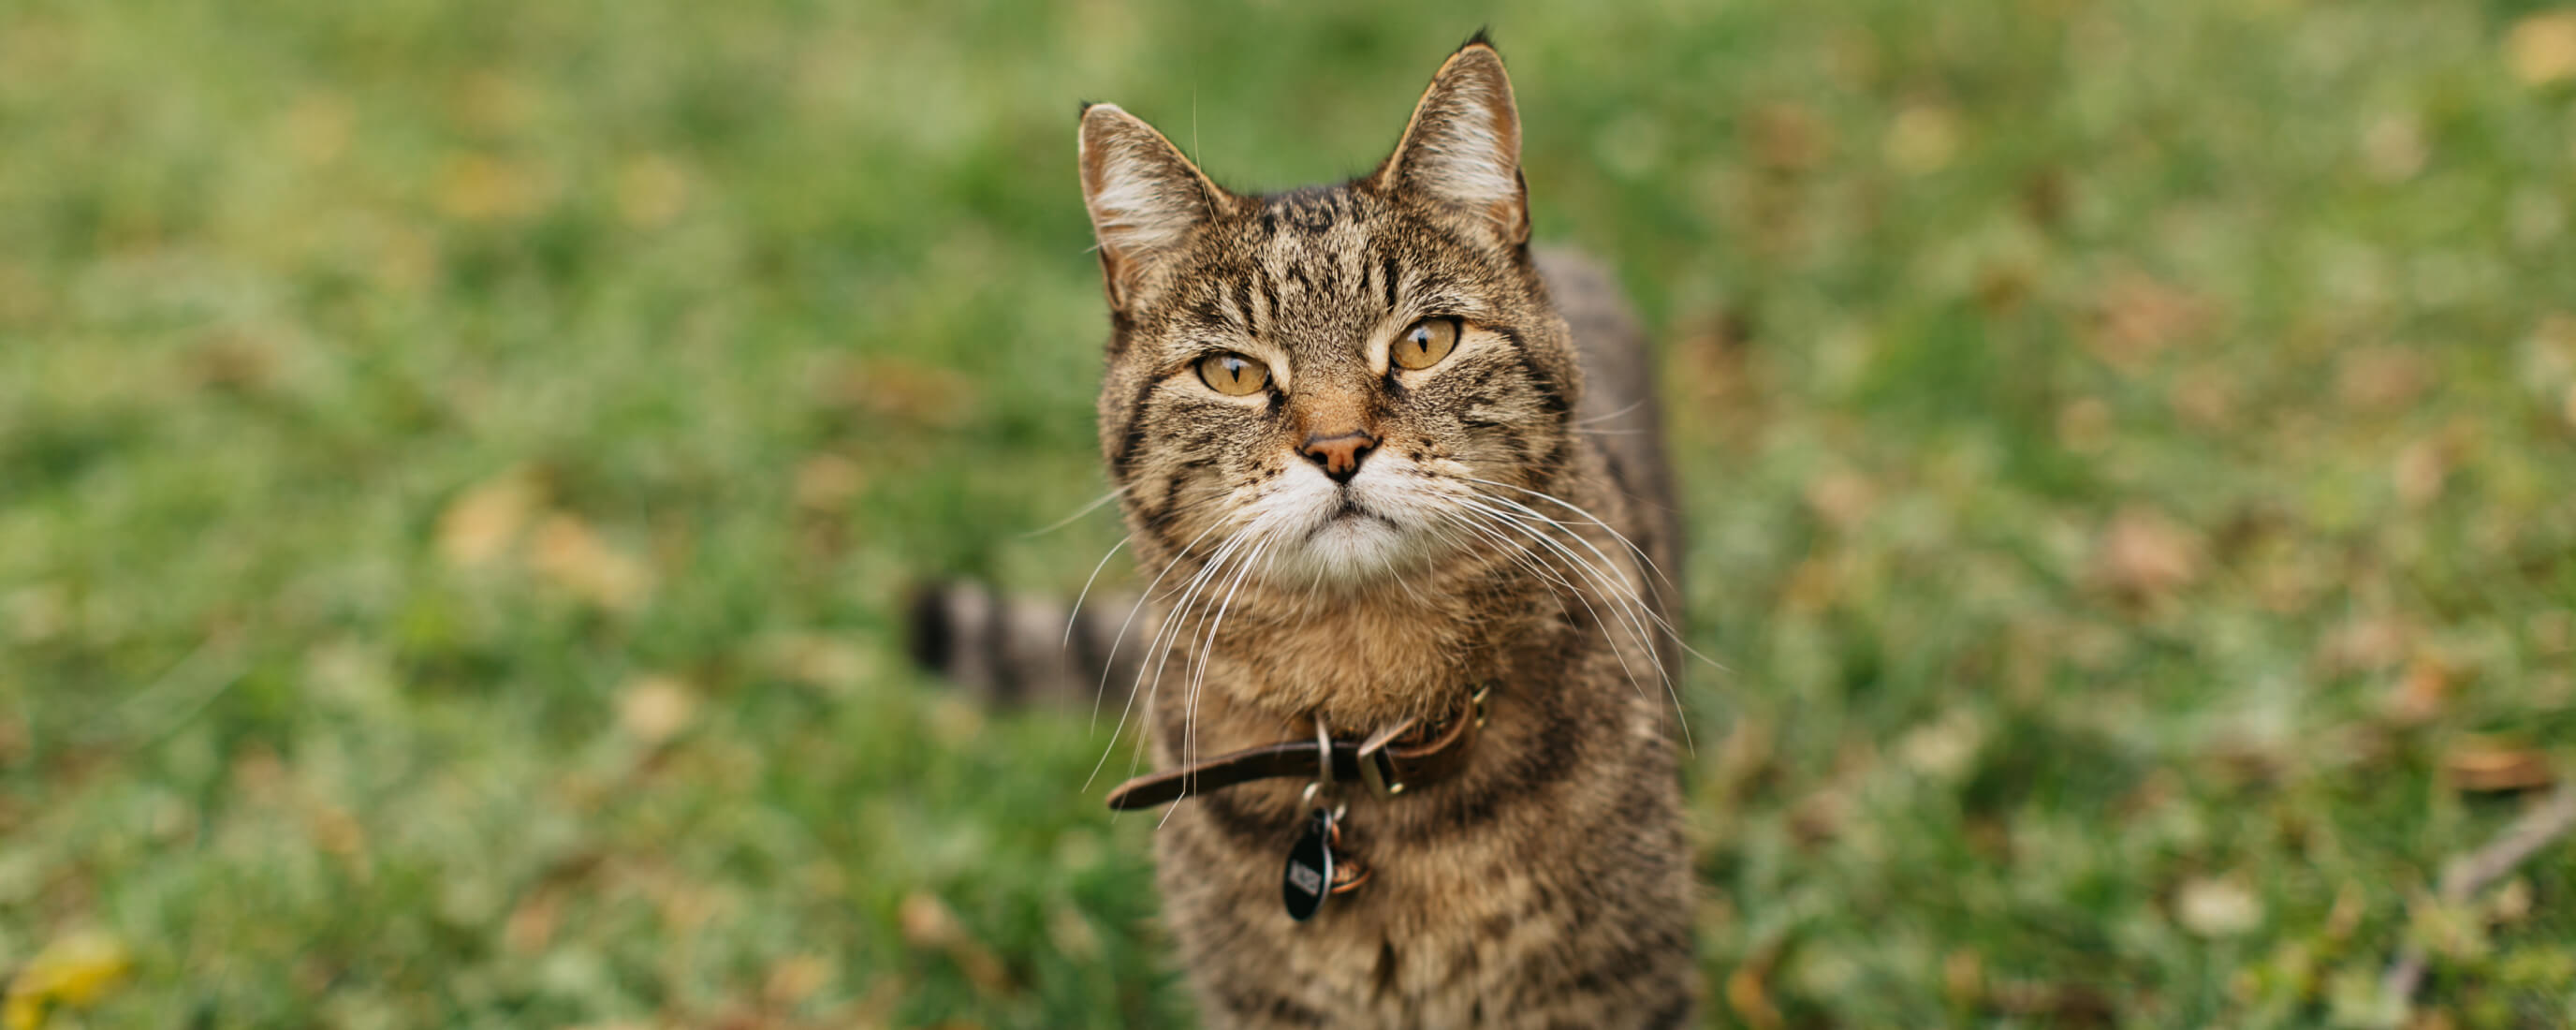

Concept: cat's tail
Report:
left=904, top=581, right=1149, bottom=707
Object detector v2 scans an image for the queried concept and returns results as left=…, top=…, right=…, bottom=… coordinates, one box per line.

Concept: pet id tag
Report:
left=1281, top=807, right=1335, bottom=921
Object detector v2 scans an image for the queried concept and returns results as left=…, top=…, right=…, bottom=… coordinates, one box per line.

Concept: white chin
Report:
left=1272, top=515, right=1421, bottom=585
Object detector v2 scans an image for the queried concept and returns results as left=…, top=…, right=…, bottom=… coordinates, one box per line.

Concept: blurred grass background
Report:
left=5, top=0, right=2575, bottom=1025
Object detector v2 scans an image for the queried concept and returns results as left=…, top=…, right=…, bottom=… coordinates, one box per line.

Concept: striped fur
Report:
left=927, top=35, right=1697, bottom=1026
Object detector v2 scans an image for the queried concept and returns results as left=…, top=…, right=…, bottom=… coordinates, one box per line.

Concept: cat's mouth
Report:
left=1310, top=496, right=1398, bottom=537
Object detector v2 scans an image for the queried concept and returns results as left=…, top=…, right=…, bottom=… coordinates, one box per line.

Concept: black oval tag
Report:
left=1282, top=809, right=1334, bottom=921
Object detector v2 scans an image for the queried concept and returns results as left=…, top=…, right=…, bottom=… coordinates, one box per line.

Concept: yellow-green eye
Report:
left=1195, top=352, right=1272, bottom=396
left=1392, top=317, right=1460, bottom=370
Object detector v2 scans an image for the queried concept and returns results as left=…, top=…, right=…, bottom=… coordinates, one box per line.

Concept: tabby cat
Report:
left=929, top=34, right=1697, bottom=1026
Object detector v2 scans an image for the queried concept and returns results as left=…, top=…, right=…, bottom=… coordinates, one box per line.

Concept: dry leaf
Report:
left=763, top=954, right=833, bottom=1008
left=2056, top=397, right=2113, bottom=451
left=1942, top=949, right=1984, bottom=1008
left=436, top=152, right=549, bottom=222
left=279, top=93, right=354, bottom=168
left=830, top=358, right=973, bottom=428
left=1046, top=905, right=1102, bottom=963
left=898, top=891, right=959, bottom=949
left=1724, top=952, right=1783, bottom=1030
left=1897, top=711, right=1983, bottom=779
left=2441, top=743, right=2554, bottom=793
left=2364, top=114, right=2427, bottom=183
left=528, top=515, right=653, bottom=611
left=2096, top=508, right=2203, bottom=601
left=2492, top=876, right=2534, bottom=923
left=794, top=454, right=866, bottom=512
left=1780, top=556, right=1840, bottom=614
left=1802, top=470, right=1875, bottom=529
left=2337, top=347, right=2430, bottom=412
left=503, top=889, right=562, bottom=954
left=2088, top=272, right=2209, bottom=371
left=2319, top=614, right=2410, bottom=674
left=2176, top=876, right=2263, bottom=936
left=2384, top=657, right=2453, bottom=725
left=436, top=470, right=539, bottom=568
left=1885, top=102, right=1960, bottom=175
left=615, top=154, right=690, bottom=228
left=2170, top=368, right=2235, bottom=429
left=2393, top=439, right=2448, bottom=508
left=451, top=70, right=540, bottom=133
left=618, top=674, right=697, bottom=745
left=898, top=892, right=1012, bottom=994
left=310, top=806, right=368, bottom=864
left=6, top=584, right=68, bottom=644
left=1748, top=103, right=1827, bottom=172
left=2325, top=880, right=2366, bottom=940
left=2531, top=611, right=2572, bottom=656
left=187, top=331, right=282, bottom=394
left=2507, top=11, right=2576, bottom=87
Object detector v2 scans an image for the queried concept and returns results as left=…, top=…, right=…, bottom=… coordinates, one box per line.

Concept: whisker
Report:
left=1460, top=477, right=1679, bottom=596
left=1168, top=535, right=1273, bottom=825
left=1452, top=502, right=1661, bottom=696
left=1570, top=397, right=1648, bottom=426
left=1462, top=481, right=1723, bottom=671
left=1453, top=496, right=1693, bottom=750
left=1087, top=519, right=1229, bottom=738
left=1019, top=483, right=1131, bottom=537
left=1085, top=525, right=1238, bottom=794
left=1068, top=533, right=1134, bottom=736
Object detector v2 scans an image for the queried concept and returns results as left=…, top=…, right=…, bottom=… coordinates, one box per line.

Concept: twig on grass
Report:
left=2382, top=786, right=2576, bottom=1005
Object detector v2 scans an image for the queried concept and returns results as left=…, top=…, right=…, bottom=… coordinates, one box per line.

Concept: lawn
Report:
left=4, top=0, right=2574, bottom=1026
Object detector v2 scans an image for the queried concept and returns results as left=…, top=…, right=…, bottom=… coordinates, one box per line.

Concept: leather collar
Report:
left=1105, top=685, right=1490, bottom=811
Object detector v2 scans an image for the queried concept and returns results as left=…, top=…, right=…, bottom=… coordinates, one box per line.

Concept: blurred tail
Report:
left=905, top=581, right=1146, bottom=707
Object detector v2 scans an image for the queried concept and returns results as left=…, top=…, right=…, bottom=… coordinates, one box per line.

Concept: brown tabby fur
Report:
left=1073, top=37, right=1696, bottom=1027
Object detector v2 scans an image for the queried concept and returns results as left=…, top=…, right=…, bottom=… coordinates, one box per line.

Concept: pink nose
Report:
left=1300, top=431, right=1379, bottom=483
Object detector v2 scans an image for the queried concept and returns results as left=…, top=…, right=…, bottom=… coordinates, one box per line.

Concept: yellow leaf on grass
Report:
left=4, top=930, right=133, bottom=1030
left=2507, top=11, right=2576, bottom=87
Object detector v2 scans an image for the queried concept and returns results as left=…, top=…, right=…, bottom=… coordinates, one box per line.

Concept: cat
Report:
left=921, top=32, right=1696, bottom=1027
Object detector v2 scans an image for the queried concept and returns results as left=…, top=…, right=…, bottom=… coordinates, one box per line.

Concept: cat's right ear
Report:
left=1078, top=103, right=1232, bottom=311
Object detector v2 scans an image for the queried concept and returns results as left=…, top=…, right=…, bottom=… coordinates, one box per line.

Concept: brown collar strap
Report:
left=1105, top=686, right=1490, bottom=811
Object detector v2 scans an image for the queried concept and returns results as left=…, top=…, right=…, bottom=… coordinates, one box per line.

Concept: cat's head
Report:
left=1079, top=38, right=1583, bottom=592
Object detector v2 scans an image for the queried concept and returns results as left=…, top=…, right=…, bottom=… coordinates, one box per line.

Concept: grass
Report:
left=4, top=0, right=2574, bottom=1025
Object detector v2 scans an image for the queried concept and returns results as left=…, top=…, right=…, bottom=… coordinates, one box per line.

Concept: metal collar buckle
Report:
left=1354, top=684, right=1490, bottom=799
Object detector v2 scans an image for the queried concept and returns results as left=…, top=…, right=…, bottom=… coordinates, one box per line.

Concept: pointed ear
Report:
left=1376, top=41, right=1529, bottom=246
left=1078, top=103, right=1232, bottom=310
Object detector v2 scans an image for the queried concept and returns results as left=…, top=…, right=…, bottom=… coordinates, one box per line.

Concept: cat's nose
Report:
left=1300, top=430, right=1379, bottom=483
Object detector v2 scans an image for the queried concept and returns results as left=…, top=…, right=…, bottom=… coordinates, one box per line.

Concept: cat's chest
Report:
left=1157, top=806, right=1561, bottom=1021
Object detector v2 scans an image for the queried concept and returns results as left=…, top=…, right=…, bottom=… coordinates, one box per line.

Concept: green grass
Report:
left=5, top=0, right=2575, bottom=1025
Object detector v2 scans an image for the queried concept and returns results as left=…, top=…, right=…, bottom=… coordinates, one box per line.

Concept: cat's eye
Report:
left=1392, top=317, right=1460, bottom=370
left=1195, top=352, right=1273, bottom=396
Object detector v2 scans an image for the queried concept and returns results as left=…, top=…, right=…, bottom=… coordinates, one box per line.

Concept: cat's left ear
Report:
left=1377, top=37, right=1530, bottom=247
